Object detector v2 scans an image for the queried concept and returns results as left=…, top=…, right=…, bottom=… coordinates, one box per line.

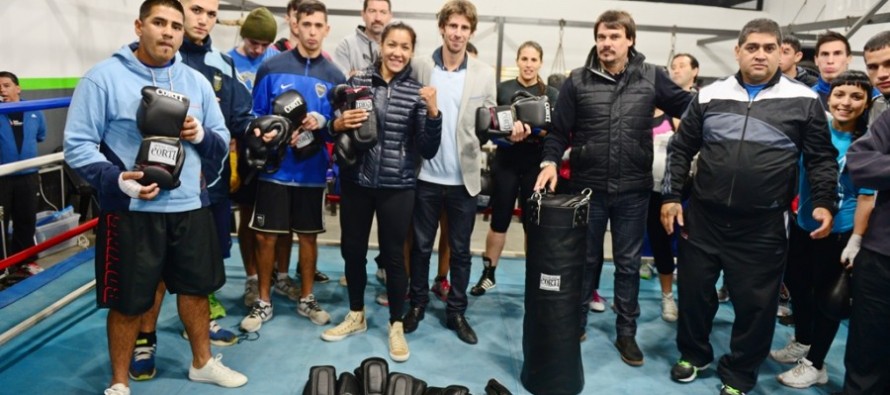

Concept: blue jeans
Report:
left=409, top=180, right=477, bottom=316
left=579, top=190, right=650, bottom=338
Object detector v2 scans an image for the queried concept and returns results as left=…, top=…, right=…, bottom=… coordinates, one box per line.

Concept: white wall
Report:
left=1, top=0, right=887, bottom=83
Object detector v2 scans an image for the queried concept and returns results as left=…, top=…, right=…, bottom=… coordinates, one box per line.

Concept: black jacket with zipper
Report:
left=542, top=47, right=692, bottom=193
left=664, top=71, right=838, bottom=215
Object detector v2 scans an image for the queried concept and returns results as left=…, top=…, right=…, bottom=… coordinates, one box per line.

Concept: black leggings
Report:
left=784, top=223, right=849, bottom=369
left=489, top=148, right=539, bottom=233
left=339, top=180, right=414, bottom=321
left=645, top=192, right=676, bottom=275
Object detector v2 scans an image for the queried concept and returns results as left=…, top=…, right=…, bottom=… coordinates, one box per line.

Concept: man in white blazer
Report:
left=402, top=0, right=497, bottom=345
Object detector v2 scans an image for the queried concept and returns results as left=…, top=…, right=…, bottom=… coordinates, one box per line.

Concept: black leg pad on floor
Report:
left=337, top=372, right=360, bottom=395
left=303, top=365, right=337, bottom=395
left=386, top=372, right=427, bottom=395
left=485, top=378, right=512, bottom=395
left=443, top=385, right=470, bottom=395
left=354, top=357, right=389, bottom=395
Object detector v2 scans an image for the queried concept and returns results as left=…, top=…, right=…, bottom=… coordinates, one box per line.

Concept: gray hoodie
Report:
left=333, top=26, right=379, bottom=76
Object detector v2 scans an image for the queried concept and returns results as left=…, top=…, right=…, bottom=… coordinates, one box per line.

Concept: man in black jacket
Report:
left=534, top=9, right=691, bottom=367
left=835, top=30, right=890, bottom=395
left=660, top=18, right=838, bottom=395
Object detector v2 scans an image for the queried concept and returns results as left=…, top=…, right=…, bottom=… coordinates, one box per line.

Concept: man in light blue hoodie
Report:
left=63, top=1, right=246, bottom=394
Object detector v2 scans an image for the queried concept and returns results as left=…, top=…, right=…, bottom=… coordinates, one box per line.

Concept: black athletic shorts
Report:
left=94, top=208, right=224, bottom=315
left=250, top=181, right=326, bottom=234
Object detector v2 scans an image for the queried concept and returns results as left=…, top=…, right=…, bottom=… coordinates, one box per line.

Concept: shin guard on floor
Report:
left=386, top=372, right=427, bottom=395
left=485, top=378, right=513, bottom=395
left=303, top=365, right=337, bottom=395
left=337, top=372, right=360, bottom=395
left=354, top=357, right=389, bottom=395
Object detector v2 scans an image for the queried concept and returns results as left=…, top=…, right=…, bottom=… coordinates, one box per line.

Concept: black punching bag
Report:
left=521, top=189, right=590, bottom=395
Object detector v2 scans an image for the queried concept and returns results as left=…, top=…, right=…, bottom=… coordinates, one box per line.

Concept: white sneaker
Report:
left=376, top=268, right=387, bottom=285
left=777, top=357, right=828, bottom=388
left=770, top=338, right=810, bottom=364
left=297, top=294, right=331, bottom=325
left=588, top=291, right=606, bottom=313
left=188, top=354, right=248, bottom=388
left=240, top=300, right=273, bottom=333
left=389, top=321, right=410, bottom=362
left=321, top=310, right=367, bottom=341
left=339, top=276, right=348, bottom=287
left=104, top=383, right=130, bottom=395
left=273, top=275, right=300, bottom=301
left=661, top=293, right=678, bottom=322
left=243, top=278, right=259, bottom=307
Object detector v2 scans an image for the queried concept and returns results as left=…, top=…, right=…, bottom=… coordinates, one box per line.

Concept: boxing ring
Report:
left=0, top=98, right=849, bottom=395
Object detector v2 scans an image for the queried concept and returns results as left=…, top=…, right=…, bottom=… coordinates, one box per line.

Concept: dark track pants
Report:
left=676, top=201, right=787, bottom=393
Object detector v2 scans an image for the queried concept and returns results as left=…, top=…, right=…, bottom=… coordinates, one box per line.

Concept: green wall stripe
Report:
left=19, top=78, right=80, bottom=90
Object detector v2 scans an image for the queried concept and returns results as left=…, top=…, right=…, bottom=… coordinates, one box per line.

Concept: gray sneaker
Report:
left=243, top=278, right=259, bottom=307
left=240, top=300, right=272, bottom=333
left=297, top=294, right=331, bottom=325
left=273, top=275, right=300, bottom=301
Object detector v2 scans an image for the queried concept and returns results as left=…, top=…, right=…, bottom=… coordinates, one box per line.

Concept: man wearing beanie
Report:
left=229, top=7, right=280, bottom=91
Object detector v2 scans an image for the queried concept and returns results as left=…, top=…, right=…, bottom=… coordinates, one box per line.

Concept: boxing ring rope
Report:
left=0, top=96, right=98, bottom=347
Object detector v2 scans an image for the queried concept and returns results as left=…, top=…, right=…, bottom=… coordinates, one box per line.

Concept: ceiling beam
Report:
left=846, top=0, right=890, bottom=39
left=698, top=11, right=890, bottom=46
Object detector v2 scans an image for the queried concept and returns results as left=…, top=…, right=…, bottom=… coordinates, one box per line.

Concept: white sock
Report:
left=662, top=292, right=673, bottom=299
left=277, top=272, right=290, bottom=281
left=247, top=274, right=258, bottom=281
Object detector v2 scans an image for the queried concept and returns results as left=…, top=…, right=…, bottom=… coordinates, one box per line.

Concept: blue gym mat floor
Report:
left=0, top=243, right=847, bottom=394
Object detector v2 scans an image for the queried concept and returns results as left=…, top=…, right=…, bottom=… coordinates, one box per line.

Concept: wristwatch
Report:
left=539, top=160, right=557, bottom=169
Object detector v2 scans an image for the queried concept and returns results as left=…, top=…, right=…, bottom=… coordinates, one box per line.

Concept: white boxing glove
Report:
left=840, top=234, right=862, bottom=267
left=118, top=172, right=143, bottom=199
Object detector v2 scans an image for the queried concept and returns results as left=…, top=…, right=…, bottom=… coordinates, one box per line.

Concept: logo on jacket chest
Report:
left=315, top=83, right=327, bottom=98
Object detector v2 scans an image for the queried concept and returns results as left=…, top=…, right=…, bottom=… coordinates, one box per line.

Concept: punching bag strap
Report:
left=528, top=188, right=592, bottom=228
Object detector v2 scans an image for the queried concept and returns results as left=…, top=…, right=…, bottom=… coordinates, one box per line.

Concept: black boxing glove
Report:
left=136, top=86, right=189, bottom=138
left=386, top=373, right=427, bottom=395
left=346, top=86, right=377, bottom=150
left=244, top=115, right=292, bottom=173
left=133, top=137, right=186, bottom=189
left=475, top=105, right=514, bottom=138
left=354, top=357, right=388, bottom=395
left=334, top=132, right=357, bottom=168
left=511, top=95, right=551, bottom=129
left=303, top=365, right=337, bottom=395
left=273, top=89, right=308, bottom=128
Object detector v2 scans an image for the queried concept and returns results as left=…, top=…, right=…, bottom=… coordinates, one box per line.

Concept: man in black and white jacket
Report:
left=660, top=18, right=838, bottom=395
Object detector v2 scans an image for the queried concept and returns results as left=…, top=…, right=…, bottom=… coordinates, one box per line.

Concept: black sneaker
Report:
left=470, top=266, right=496, bottom=296
left=671, top=359, right=709, bottom=383
left=313, top=271, right=330, bottom=283
left=615, top=336, right=644, bottom=366
left=403, top=305, right=425, bottom=334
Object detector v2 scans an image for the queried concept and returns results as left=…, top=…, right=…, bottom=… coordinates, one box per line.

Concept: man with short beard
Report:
left=333, top=0, right=392, bottom=77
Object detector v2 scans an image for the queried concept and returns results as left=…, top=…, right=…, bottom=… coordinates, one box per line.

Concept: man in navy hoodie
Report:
left=63, top=1, right=246, bottom=394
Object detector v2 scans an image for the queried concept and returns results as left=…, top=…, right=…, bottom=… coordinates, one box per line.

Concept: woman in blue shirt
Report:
left=771, top=70, right=876, bottom=389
